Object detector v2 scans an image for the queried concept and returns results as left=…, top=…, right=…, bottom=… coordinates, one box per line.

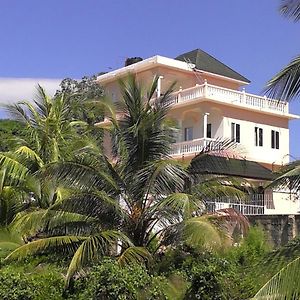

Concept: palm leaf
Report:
left=268, top=160, right=300, bottom=191
left=280, top=0, right=300, bottom=21
left=265, top=55, right=300, bottom=101
left=65, top=230, right=133, bottom=286
left=0, top=153, right=30, bottom=182
left=253, top=256, right=300, bottom=299
left=183, top=216, right=224, bottom=250
left=155, top=192, right=204, bottom=219
left=5, top=235, right=87, bottom=261
left=117, top=246, right=152, bottom=267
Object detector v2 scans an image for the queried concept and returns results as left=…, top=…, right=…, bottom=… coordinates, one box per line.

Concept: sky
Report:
left=0, top=0, right=299, bottom=158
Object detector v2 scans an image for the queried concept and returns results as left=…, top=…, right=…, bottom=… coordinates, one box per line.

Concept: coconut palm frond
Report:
left=15, top=145, right=44, bottom=168
left=207, top=208, right=250, bottom=237
left=45, top=161, right=119, bottom=193
left=117, top=246, right=152, bottom=267
left=50, top=191, right=123, bottom=227
left=265, top=55, right=300, bottom=101
left=155, top=193, right=204, bottom=219
left=0, top=153, right=30, bottom=182
left=65, top=230, right=133, bottom=286
left=183, top=208, right=249, bottom=250
left=5, top=235, right=87, bottom=262
left=252, top=256, right=300, bottom=299
left=135, top=159, right=187, bottom=199
left=192, top=178, right=247, bottom=201
left=280, top=0, right=300, bottom=21
left=0, top=228, right=23, bottom=258
left=183, top=216, right=224, bottom=250
left=115, top=75, right=176, bottom=173
left=11, top=209, right=51, bottom=237
left=268, top=161, right=300, bottom=191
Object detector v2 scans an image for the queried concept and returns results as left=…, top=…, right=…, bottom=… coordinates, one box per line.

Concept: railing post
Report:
left=204, top=79, right=208, bottom=98
left=177, top=86, right=182, bottom=103
left=242, top=88, right=246, bottom=104
left=263, top=95, right=267, bottom=109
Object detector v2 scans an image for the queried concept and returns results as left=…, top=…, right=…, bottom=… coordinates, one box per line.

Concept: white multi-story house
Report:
left=96, top=49, right=300, bottom=216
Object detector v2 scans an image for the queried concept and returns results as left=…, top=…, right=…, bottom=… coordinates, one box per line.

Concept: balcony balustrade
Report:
left=168, top=82, right=288, bottom=114
left=170, top=137, right=216, bottom=156
left=205, top=194, right=274, bottom=215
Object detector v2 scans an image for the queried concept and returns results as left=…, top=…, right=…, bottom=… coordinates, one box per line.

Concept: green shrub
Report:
left=75, top=258, right=171, bottom=300
left=0, top=261, right=65, bottom=300
left=228, top=226, right=271, bottom=266
left=155, top=248, right=241, bottom=300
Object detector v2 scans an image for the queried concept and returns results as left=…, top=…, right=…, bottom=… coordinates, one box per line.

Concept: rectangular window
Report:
left=271, top=130, right=279, bottom=149
left=255, top=127, right=263, bottom=146
left=184, top=127, right=193, bottom=141
left=231, top=122, right=240, bottom=143
left=207, top=123, right=212, bottom=138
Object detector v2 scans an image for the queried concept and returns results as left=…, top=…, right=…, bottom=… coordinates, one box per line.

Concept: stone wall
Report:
left=248, top=215, right=299, bottom=248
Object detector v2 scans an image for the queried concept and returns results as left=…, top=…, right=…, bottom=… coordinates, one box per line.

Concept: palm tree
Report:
left=265, top=1, right=300, bottom=100
left=5, top=76, right=248, bottom=287
left=0, top=85, right=92, bottom=225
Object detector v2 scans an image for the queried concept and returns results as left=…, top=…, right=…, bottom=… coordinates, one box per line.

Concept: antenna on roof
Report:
left=183, top=57, right=205, bottom=84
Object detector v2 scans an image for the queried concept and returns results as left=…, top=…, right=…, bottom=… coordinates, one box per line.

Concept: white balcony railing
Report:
left=170, top=138, right=216, bottom=156
left=168, top=83, right=288, bottom=114
left=205, top=194, right=274, bottom=215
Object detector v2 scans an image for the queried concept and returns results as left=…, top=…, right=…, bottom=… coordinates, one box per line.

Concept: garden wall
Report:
left=248, top=214, right=300, bottom=247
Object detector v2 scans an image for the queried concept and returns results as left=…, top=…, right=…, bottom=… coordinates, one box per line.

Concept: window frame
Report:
left=271, top=130, right=279, bottom=149
left=255, top=127, right=263, bottom=147
left=231, top=122, right=240, bottom=143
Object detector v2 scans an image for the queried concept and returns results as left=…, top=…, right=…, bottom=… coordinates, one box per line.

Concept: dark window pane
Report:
left=236, top=124, right=240, bottom=143
left=184, top=127, right=193, bottom=141
left=231, top=123, right=235, bottom=141
left=255, top=127, right=258, bottom=146
left=207, top=123, right=212, bottom=138
left=259, top=128, right=263, bottom=146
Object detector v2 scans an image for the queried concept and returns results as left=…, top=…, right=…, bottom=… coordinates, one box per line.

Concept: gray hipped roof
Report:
left=175, top=49, right=250, bottom=83
left=189, top=154, right=274, bottom=181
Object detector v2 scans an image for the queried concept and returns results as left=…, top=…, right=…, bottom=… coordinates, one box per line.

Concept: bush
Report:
left=228, top=226, right=271, bottom=266
left=75, top=258, right=172, bottom=300
left=0, top=261, right=65, bottom=300
left=156, top=248, right=241, bottom=300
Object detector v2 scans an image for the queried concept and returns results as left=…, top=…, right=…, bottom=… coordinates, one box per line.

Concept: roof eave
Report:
left=194, top=68, right=250, bottom=85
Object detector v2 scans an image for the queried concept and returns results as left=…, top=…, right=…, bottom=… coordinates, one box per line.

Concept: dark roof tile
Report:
left=175, top=49, right=250, bottom=83
left=189, top=154, right=274, bottom=181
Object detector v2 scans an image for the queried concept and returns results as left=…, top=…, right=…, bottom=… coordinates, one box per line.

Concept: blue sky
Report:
left=0, top=1, right=299, bottom=158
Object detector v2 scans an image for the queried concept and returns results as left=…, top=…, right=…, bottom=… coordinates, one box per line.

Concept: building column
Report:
left=157, top=76, right=164, bottom=98
left=178, top=118, right=183, bottom=142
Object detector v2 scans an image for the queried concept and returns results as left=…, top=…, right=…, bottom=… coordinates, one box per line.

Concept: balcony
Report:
left=170, top=138, right=216, bottom=157
left=167, top=82, right=289, bottom=115
left=205, top=194, right=274, bottom=216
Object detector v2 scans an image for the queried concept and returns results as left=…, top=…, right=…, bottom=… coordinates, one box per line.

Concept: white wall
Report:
left=266, top=191, right=300, bottom=215
left=223, top=116, right=289, bottom=165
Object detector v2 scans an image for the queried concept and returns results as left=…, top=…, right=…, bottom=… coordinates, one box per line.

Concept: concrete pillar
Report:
left=287, top=215, right=297, bottom=241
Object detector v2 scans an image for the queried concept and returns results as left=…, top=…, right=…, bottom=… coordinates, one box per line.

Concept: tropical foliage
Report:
left=0, top=72, right=297, bottom=299
left=265, top=0, right=300, bottom=101
left=1, top=76, right=249, bottom=291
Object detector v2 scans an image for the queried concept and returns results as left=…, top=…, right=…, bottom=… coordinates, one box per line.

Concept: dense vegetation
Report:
left=0, top=63, right=299, bottom=299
